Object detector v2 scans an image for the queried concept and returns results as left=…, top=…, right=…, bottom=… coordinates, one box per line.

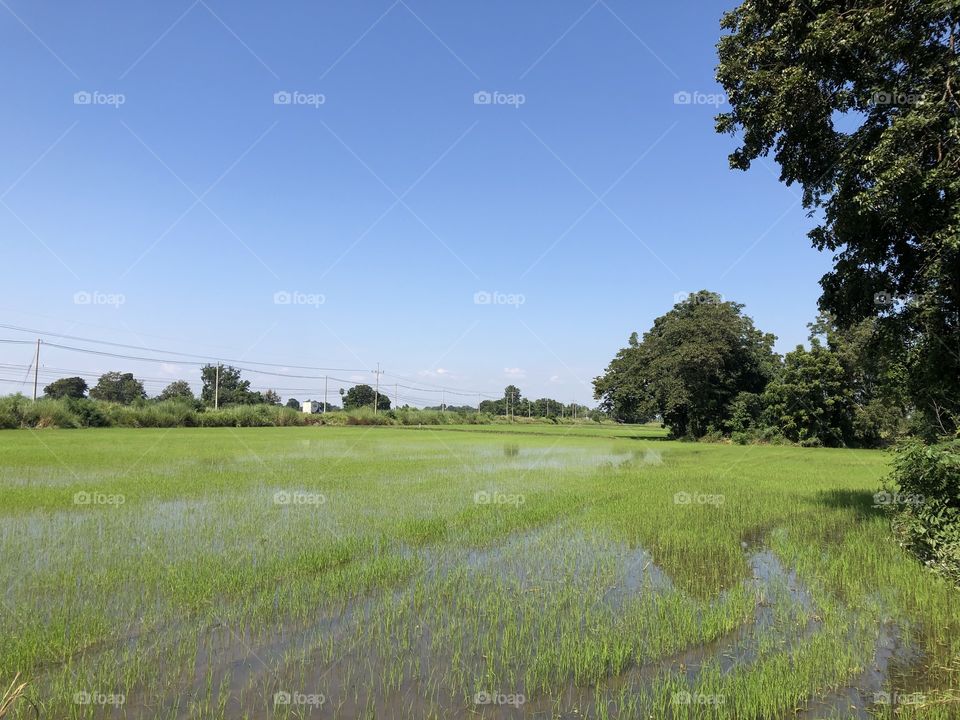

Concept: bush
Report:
left=0, top=394, right=29, bottom=428
left=66, top=398, right=110, bottom=427
left=884, top=439, right=960, bottom=583
left=0, top=395, right=585, bottom=431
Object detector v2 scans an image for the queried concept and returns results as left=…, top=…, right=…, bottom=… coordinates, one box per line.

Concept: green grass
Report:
left=0, top=424, right=957, bottom=718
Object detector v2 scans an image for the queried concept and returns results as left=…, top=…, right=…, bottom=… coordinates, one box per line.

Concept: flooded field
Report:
left=1, top=425, right=957, bottom=718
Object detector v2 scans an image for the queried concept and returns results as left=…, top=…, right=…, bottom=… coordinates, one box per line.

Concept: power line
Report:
left=0, top=324, right=580, bottom=407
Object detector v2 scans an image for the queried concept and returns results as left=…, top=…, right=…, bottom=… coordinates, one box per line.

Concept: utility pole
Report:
left=441, top=389, right=445, bottom=412
left=477, top=392, right=481, bottom=414
left=372, top=363, right=383, bottom=414
left=395, top=383, right=399, bottom=410
left=214, top=363, right=220, bottom=409
left=32, top=339, right=40, bottom=401
left=528, top=399, right=531, bottom=418
left=324, top=376, right=328, bottom=413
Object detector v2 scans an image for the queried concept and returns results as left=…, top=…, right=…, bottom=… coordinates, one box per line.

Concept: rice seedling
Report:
left=0, top=425, right=957, bottom=718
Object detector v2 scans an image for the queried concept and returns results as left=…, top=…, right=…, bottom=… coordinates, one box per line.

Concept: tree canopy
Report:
left=89, top=372, right=146, bottom=405
left=43, top=376, right=88, bottom=400
left=343, top=384, right=391, bottom=411
left=593, top=291, right=778, bottom=436
left=716, top=0, right=959, bottom=435
left=158, top=380, right=195, bottom=403
left=200, top=365, right=262, bottom=407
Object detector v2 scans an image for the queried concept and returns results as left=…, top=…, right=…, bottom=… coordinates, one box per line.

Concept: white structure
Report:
left=302, top=400, right=321, bottom=414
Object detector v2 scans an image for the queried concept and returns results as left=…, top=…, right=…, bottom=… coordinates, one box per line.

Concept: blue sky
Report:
left=0, top=0, right=830, bottom=406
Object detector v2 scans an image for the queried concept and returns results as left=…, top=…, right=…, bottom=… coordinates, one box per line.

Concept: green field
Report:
left=2, top=425, right=957, bottom=719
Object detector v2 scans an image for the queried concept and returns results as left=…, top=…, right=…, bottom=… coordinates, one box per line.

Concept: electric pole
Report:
left=324, top=376, right=328, bottom=413
left=441, top=389, right=445, bottom=412
left=395, top=383, right=399, bottom=410
left=214, top=363, right=220, bottom=409
left=372, top=363, right=383, bottom=414
left=32, top=339, right=40, bottom=401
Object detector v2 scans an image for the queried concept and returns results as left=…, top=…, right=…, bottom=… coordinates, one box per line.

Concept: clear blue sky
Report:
left=0, top=0, right=830, bottom=406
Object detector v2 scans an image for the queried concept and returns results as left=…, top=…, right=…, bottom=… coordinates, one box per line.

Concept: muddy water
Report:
left=111, top=526, right=927, bottom=719
left=59, top=464, right=925, bottom=720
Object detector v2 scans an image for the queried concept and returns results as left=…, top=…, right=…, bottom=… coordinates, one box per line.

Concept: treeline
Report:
left=0, top=394, right=533, bottom=429
left=475, top=385, right=595, bottom=420
left=594, top=291, right=959, bottom=582
left=4, top=369, right=603, bottom=429
left=42, top=365, right=295, bottom=409
left=594, top=292, right=929, bottom=448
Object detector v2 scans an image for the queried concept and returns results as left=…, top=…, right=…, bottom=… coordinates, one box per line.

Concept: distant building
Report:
left=302, top=400, right=322, bottom=414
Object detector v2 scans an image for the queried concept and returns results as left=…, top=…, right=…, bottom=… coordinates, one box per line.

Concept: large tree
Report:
left=762, top=341, right=855, bottom=447
left=157, top=380, right=195, bottom=402
left=89, top=372, right=146, bottom=404
left=716, top=0, right=960, bottom=435
left=43, top=376, right=87, bottom=399
left=594, top=292, right=778, bottom=437
left=343, top=384, right=391, bottom=411
left=200, top=365, right=262, bottom=407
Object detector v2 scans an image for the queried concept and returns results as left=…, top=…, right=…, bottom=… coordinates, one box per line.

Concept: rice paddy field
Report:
left=2, top=424, right=958, bottom=719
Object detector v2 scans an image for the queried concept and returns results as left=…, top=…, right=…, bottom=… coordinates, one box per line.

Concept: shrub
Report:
left=884, top=439, right=960, bottom=583
left=66, top=398, right=110, bottom=427
left=0, top=394, right=29, bottom=428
